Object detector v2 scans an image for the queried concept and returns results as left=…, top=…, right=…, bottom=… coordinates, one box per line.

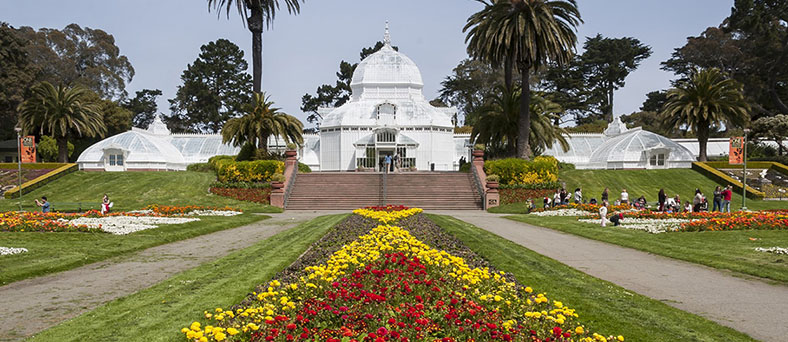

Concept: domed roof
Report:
left=76, top=129, right=186, bottom=165
left=350, top=23, right=423, bottom=91
left=589, top=127, right=696, bottom=164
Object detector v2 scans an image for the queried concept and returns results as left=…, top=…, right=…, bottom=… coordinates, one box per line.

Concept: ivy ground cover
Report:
left=182, top=208, right=621, bottom=342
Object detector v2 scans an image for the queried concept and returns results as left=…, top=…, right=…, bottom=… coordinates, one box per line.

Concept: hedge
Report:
left=216, top=160, right=284, bottom=183
left=208, top=155, right=235, bottom=170
left=3, top=163, right=78, bottom=199
left=691, top=162, right=765, bottom=199
left=484, top=156, right=559, bottom=186
left=298, top=162, right=312, bottom=173
left=0, top=162, right=69, bottom=170
left=210, top=187, right=271, bottom=203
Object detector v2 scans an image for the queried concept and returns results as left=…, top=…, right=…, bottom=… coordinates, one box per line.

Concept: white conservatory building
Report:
left=77, top=115, right=239, bottom=171
left=542, top=117, right=697, bottom=169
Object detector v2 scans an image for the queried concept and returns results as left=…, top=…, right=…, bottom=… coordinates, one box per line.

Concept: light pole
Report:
left=741, top=128, right=751, bottom=211
left=14, top=126, right=22, bottom=211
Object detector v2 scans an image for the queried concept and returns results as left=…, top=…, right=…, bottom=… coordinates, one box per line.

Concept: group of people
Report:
left=543, top=187, right=647, bottom=209
left=379, top=153, right=402, bottom=173
left=33, top=194, right=113, bottom=214
left=657, top=185, right=734, bottom=213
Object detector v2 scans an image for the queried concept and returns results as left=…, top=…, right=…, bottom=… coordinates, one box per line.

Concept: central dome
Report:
left=350, top=44, right=424, bottom=88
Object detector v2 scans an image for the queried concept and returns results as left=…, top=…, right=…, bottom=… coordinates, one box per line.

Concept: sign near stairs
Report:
left=286, top=172, right=483, bottom=210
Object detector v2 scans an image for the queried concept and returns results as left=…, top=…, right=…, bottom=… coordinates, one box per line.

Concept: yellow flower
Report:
left=576, top=326, right=585, bottom=334
left=617, top=336, right=625, bottom=341
left=227, top=328, right=239, bottom=336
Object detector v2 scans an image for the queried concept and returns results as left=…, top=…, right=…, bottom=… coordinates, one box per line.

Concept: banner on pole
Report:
left=729, top=137, right=744, bottom=165
left=20, top=136, right=36, bottom=163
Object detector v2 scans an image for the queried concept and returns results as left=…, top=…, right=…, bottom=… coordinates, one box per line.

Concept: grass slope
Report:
left=0, top=171, right=281, bottom=213
left=0, top=214, right=269, bottom=285
left=491, top=169, right=787, bottom=213
left=29, top=214, right=348, bottom=342
left=428, top=214, right=755, bottom=342
left=507, top=215, right=788, bottom=284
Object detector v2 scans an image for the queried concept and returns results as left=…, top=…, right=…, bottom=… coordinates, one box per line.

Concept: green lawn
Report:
left=428, top=214, right=756, bottom=342
left=506, top=215, right=788, bottom=284
left=0, top=213, right=268, bottom=285
left=0, top=171, right=281, bottom=213
left=28, top=214, right=348, bottom=342
left=491, top=168, right=788, bottom=214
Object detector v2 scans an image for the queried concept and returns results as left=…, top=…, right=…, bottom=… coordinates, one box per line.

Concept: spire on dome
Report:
left=147, top=113, right=171, bottom=135
left=383, top=21, right=391, bottom=46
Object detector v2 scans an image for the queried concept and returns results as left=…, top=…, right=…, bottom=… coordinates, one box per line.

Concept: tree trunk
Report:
left=517, top=65, right=532, bottom=160
left=607, top=85, right=614, bottom=122
left=504, top=58, right=513, bottom=90
left=57, top=136, right=69, bottom=163
left=248, top=7, right=263, bottom=93
left=697, top=123, right=710, bottom=162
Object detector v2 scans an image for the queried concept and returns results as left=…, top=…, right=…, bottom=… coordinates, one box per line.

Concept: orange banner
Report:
left=729, top=137, right=744, bottom=165
left=20, top=136, right=36, bottom=163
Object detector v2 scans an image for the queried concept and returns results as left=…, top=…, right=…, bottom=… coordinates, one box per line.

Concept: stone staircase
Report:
left=285, top=172, right=482, bottom=210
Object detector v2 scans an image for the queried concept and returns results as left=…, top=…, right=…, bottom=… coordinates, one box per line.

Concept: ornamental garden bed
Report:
left=181, top=207, right=621, bottom=342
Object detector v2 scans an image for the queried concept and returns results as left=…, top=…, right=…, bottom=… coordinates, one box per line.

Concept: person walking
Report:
left=658, top=189, right=667, bottom=212
left=34, top=196, right=50, bottom=213
left=384, top=154, right=392, bottom=174
left=712, top=186, right=722, bottom=212
left=693, top=188, right=704, bottom=212
left=601, top=187, right=609, bottom=203
left=574, top=188, right=582, bottom=204
left=721, top=185, right=732, bottom=213
left=620, top=188, right=629, bottom=205
left=599, top=200, right=608, bottom=227
left=393, top=153, right=400, bottom=173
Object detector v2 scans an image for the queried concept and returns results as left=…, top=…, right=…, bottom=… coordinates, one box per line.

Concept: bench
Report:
left=49, top=202, right=91, bottom=212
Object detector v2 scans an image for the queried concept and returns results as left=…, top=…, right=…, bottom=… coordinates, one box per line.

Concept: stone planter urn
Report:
left=472, top=149, right=484, bottom=158
left=285, top=150, right=297, bottom=158
left=486, top=181, right=499, bottom=190
left=271, top=181, right=284, bottom=191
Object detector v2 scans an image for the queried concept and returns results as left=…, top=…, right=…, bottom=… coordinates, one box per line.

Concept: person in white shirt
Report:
left=574, top=188, right=582, bottom=203
left=599, top=200, right=608, bottom=227
left=620, top=188, right=629, bottom=204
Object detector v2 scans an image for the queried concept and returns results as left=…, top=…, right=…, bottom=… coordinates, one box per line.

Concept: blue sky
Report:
left=1, top=0, right=732, bottom=127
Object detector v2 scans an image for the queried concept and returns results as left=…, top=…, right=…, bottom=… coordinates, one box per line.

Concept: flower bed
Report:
left=181, top=208, right=620, bottom=342
left=69, top=216, right=201, bottom=235
left=578, top=217, right=690, bottom=234
left=0, top=247, right=28, bottom=256
left=144, top=205, right=242, bottom=216
left=576, top=210, right=788, bottom=233
left=363, top=205, right=411, bottom=212
left=500, top=188, right=557, bottom=205
left=534, top=203, right=631, bottom=215
left=0, top=211, right=101, bottom=232
left=531, top=209, right=593, bottom=217
left=352, top=207, right=423, bottom=224
left=755, top=247, right=788, bottom=255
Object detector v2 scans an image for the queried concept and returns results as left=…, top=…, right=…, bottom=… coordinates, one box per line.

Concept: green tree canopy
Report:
left=38, top=135, right=74, bottom=162
left=0, top=22, right=37, bottom=140
left=123, top=89, right=162, bottom=129
left=18, top=82, right=106, bottom=162
left=438, top=59, right=512, bottom=126
left=660, top=68, right=750, bottom=162
left=222, top=92, right=303, bottom=156
left=751, top=114, right=788, bottom=154
left=15, top=23, right=134, bottom=100
left=168, top=39, right=253, bottom=133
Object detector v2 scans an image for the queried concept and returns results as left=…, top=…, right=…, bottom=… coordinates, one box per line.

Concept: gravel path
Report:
left=0, top=211, right=341, bottom=342
left=433, top=210, right=788, bottom=342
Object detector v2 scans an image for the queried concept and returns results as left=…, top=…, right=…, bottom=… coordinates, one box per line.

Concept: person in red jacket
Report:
left=721, top=185, right=733, bottom=213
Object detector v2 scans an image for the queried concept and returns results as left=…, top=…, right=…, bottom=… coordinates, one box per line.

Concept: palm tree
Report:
left=465, top=0, right=581, bottom=159
left=660, top=68, right=750, bottom=162
left=471, top=85, right=568, bottom=157
left=18, top=82, right=106, bottom=163
left=207, top=0, right=302, bottom=93
left=222, top=92, right=303, bottom=155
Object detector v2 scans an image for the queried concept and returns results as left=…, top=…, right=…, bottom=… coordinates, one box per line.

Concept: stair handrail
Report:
left=283, top=169, right=297, bottom=207
left=381, top=171, right=387, bottom=205
left=470, top=162, right=485, bottom=202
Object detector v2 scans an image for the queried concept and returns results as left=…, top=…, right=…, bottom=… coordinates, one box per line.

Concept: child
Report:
left=599, top=200, right=609, bottom=227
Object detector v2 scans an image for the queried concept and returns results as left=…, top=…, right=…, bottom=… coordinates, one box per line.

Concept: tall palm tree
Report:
left=207, top=0, right=302, bottom=93
left=222, top=92, right=303, bottom=155
left=465, top=0, right=581, bottom=159
left=471, top=85, right=568, bottom=157
left=18, top=82, right=106, bottom=163
left=661, top=68, right=750, bottom=162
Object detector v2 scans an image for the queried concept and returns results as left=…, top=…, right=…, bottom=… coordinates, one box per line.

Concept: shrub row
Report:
left=216, top=160, right=284, bottom=183
left=209, top=187, right=271, bottom=203
left=4, top=163, right=78, bottom=199
left=484, top=156, right=559, bottom=186
left=0, top=162, right=70, bottom=170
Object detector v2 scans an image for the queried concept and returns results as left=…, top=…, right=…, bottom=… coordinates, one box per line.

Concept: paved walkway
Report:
left=434, top=210, right=788, bottom=342
left=0, top=211, right=341, bottom=342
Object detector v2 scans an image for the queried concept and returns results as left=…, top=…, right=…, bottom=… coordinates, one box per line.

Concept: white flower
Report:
left=531, top=209, right=593, bottom=217
left=69, top=216, right=200, bottom=235
left=0, top=247, right=28, bottom=256
left=578, top=218, right=692, bottom=234
left=186, top=210, right=242, bottom=216
left=754, top=247, right=788, bottom=255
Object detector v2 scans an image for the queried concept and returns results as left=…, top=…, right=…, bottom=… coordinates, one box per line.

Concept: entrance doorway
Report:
left=377, top=150, right=394, bottom=172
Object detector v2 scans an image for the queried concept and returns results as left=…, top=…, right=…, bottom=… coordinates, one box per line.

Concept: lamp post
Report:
left=14, top=126, right=22, bottom=211
left=741, top=128, right=751, bottom=211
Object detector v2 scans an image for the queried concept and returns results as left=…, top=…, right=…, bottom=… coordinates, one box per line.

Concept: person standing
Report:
left=601, top=187, right=609, bottom=203
left=393, top=153, right=400, bottom=173
left=559, top=188, right=568, bottom=205
left=620, top=188, right=629, bottom=205
left=721, top=185, right=732, bottom=213
left=693, top=189, right=703, bottom=212
left=712, top=186, right=722, bottom=212
left=658, top=189, right=667, bottom=212
left=553, top=190, right=561, bottom=207
left=101, top=194, right=111, bottom=215
left=599, top=200, right=608, bottom=227
left=34, top=196, right=50, bottom=213
left=574, top=188, right=582, bottom=204
left=384, top=154, right=392, bottom=174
